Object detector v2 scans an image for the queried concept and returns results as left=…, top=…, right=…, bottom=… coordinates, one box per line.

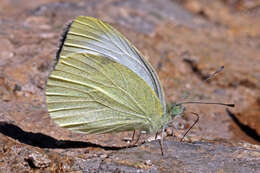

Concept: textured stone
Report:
left=0, top=0, right=259, bottom=172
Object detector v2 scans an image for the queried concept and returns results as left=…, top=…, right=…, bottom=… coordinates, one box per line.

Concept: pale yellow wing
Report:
left=46, top=53, right=163, bottom=134
left=56, top=16, right=166, bottom=113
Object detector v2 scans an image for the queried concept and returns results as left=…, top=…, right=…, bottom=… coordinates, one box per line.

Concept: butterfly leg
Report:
left=131, top=130, right=136, bottom=142
left=159, top=127, right=166, bottom=156
left=180, top=112, right=199, bottom=142
left=125, top=130, right=136, bottom=147
left=128, top=130, right=141, bottom=147
left=155, top=132, right=159, bottom=140
left=132, top=131, right=141, bottom=145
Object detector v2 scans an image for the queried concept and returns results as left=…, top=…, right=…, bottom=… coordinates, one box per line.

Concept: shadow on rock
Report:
left=227, top=109, right=260, bottom=142
left=0, top=122, right=131, bottom=150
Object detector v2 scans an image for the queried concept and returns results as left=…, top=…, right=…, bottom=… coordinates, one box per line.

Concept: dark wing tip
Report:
left=227, top=104, right=235, bottom=107
left=54, top=21, right=73, bottom=68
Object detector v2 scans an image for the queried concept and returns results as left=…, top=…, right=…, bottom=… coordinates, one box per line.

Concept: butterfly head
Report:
left=167, top=103, right=185, bottom=118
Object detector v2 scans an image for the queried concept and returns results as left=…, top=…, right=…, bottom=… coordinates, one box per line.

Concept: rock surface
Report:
left=0, top=0, right=260, bottom=172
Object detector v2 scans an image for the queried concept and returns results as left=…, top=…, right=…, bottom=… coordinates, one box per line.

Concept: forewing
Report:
left=57, top=16, right=166, bottom=113
left=46, top=53, right=163, bottom=134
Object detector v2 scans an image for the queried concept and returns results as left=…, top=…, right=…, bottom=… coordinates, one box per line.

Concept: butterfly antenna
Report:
left=180, top=112, right=199, bottom=142
left=176, top=66, right=235, bottom=107
left=204, top=66, right=224, bottom=82
left=176, top=101, right=235, bottom=107
left=179, top=66, right=225, bottom=101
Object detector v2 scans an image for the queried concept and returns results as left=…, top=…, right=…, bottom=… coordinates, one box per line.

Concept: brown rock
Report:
left=25, top=151, right=51, bottom=168
left=0, top=0, right=259, bottom=172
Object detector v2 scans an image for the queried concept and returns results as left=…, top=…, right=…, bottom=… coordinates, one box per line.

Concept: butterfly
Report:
left=45, top=16, right=234, bottom=155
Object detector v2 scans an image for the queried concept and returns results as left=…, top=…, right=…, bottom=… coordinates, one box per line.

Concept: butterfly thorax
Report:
left=147, top=113, right=171, bottom=134
left=149, top=104, right=185, bottom=134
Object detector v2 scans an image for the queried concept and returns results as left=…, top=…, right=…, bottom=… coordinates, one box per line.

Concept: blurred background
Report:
left=0, top=0, right=259, bottom=171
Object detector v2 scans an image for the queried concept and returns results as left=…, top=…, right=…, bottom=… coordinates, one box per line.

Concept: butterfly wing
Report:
left=57, top=16, right=166, bottom=113
left=46, top=53, right=163, bottom=134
